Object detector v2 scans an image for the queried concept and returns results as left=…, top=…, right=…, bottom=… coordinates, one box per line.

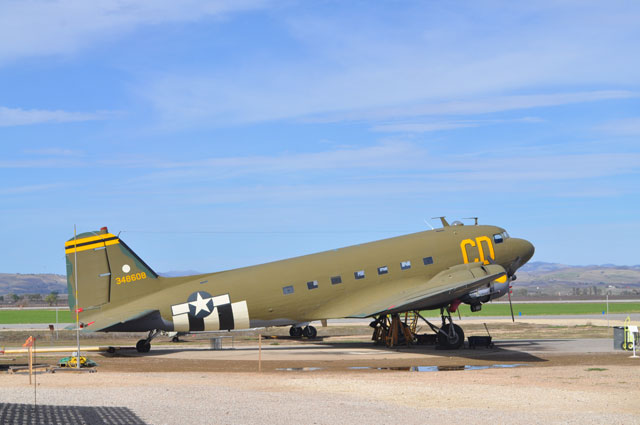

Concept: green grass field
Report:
left=1, top=303, right=639, bottom=324
left=0, top=309, right=73, bottom=324
left=440, top=302, right=640, bottom=317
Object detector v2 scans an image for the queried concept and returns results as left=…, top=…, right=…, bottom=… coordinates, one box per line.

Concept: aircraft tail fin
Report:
left=65, top=227, right=159, bottom=314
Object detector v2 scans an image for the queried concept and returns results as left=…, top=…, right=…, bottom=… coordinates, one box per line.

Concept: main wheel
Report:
left=302, top=326, right=317, bottom=339
left=172, top=336, right=180, bottom=343
left=136, top=339, right=151, bottom=353
left=437, top=323, right=464, bottom=350
left=289, top=326, right=303, bottom=338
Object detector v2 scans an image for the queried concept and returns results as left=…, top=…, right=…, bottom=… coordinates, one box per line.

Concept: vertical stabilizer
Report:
left=65, top=227, right=158, bottom=314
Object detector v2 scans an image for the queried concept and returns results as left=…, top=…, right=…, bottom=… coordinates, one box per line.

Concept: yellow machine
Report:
left=622, top=317, right=639, bottom=351
left=58, top=355, right=97, bottom=368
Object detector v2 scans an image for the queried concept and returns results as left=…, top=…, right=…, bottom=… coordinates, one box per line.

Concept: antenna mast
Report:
left=463, top=217, right=479, bottom=225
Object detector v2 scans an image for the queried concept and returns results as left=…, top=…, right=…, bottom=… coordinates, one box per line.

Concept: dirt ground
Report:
left=2, top=320, right=640, bottom=424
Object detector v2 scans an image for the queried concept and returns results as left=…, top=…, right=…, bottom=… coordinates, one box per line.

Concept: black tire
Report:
left=107, top=346, right=116, bottom=354
left=136, top=339, right=151, bottom=353
left=289, top=326, right=303, bottom=338
left=437, top=323, right=464, bottom=350
left=303, top=326, right=317, bottom=339
left=172, top=336, right=180, bottom=343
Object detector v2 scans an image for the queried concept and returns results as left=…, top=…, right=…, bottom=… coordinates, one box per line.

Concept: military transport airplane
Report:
left=64, top=218, right=534, bottom=352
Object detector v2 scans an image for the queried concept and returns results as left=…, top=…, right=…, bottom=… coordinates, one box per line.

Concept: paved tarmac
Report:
left=134, top=337, right=618, bottom=364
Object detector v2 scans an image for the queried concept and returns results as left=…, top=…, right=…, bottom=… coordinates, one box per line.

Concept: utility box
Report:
left=210, top=337, right=222, bottom=350
left=468, top=336, right=493, bottom=349
left=613, top=326, right=625, bottom=350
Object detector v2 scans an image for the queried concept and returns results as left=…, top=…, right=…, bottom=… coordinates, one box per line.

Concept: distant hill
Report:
left=1, top=262, right=640, bottom=297
left=515, top=262, right=640, bottom=297
left=0, top=273, right=67, bottom=296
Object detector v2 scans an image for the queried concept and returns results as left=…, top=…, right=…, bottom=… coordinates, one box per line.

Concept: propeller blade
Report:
left=507, top=256, right=522, bottom=278
left=508, top=286, right=515, bottom=322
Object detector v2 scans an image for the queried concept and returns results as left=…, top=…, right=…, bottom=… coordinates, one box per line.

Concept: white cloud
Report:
left=372, top=122, right=480, bottom=133
left=596, top=117, right=640, bottom=136
left=0, top=0, right=266, bottom=64
left=322, top=92, right=636, bottom=124
left=140, top=1, right=640, bottom=127
left=111, top=141, right=423, bottom=182
left=0, top=106, right=113, bottom=127
left=124, top=150, right=640, bottom=205
left=22, top=148, right=84, bottom=156
left=0, top=183, right=69, bottom=195
left=371, top=117, right=545, bottom=133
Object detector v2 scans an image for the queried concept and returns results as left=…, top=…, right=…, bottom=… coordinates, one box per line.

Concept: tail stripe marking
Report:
left=64, top=233, right=118, bottom=247
left=65, top=234, right=120, bottom=254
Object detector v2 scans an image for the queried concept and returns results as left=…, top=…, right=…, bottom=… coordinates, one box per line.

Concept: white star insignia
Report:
left=189, top=292, right=211, bottom=316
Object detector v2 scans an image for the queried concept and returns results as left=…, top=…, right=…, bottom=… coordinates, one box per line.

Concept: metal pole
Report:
left=258, top=334, right=262, bottom=372
left=606, top=294, right=609, bottom=328
left=74, top=225, right=80, bottom=369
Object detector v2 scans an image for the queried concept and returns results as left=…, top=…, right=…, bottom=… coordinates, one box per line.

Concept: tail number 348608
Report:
left=116, top=272, right=147, bottom=285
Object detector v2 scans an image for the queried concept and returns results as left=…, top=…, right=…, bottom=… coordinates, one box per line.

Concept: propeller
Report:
left=508, top=283, right=515, bottom=322
left=505, top=256, right=521, bottom=323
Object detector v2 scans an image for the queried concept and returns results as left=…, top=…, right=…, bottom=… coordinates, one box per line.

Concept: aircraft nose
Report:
left=513, top=238, right=535, bottom=266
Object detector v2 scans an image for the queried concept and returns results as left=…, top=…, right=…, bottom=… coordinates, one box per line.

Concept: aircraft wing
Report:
left=348, top=263, right=507, bottom=318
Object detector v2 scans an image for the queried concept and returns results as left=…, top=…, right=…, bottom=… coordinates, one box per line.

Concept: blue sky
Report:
left=1, top=0, right=639, bottom=274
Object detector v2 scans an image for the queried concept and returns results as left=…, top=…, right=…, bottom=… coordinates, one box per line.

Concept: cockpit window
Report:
left=493, top=233, right=504, bottom=244
left=502, top=231, right=510, bottom=239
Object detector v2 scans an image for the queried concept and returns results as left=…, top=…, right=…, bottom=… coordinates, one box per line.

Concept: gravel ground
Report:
left=2, top=320, right=640, bottom=424
left=1, top=364, right=639, bottom=425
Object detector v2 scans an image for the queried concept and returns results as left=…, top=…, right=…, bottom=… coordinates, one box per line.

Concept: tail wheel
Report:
left=437, top=323, right=464, bottom=350
left=136, top=339, right=151, bottom=353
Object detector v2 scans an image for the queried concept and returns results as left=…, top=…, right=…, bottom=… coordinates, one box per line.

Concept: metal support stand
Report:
left=371, top=313, right=415, bottom=348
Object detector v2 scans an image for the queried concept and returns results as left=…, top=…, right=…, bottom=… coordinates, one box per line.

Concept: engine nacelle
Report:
left=461, top=280, right=510, bottom=305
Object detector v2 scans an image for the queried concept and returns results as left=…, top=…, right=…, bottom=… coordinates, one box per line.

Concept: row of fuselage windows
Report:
left=282, top=256, right=434, bottom=295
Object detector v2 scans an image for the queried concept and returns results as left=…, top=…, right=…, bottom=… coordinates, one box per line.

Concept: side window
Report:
left=423, top=256, right=433, bottom=265
left=331, top=276, right=342, bottom=285
left=377, top=266, right=388, bottom=275
left=282, top=285, right=294, bottom=295
left=400, top=260, right=411, bottom=270
left=354, top=270, right=365, bottom=280
left=493, top=233, right=504, bottom=244
left=307, top=280, right=319, bottom=290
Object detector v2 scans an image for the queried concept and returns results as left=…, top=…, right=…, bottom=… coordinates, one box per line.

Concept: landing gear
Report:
left=434, top=307, right=464, bottom=350
left=289, top=326, right=303, bottom=338
left=172, top=336, right=180, bottom=343
left=302, top=325, right=317, bottom=339
left=136, top=329, right=161, bottom=353
left=289, top=325, right=317, bottom=338
left=136, top=340, right=151, bottom=353
left=370, top=306, right=467, bottom=349
left=437, top=323, right=464, bottom=350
